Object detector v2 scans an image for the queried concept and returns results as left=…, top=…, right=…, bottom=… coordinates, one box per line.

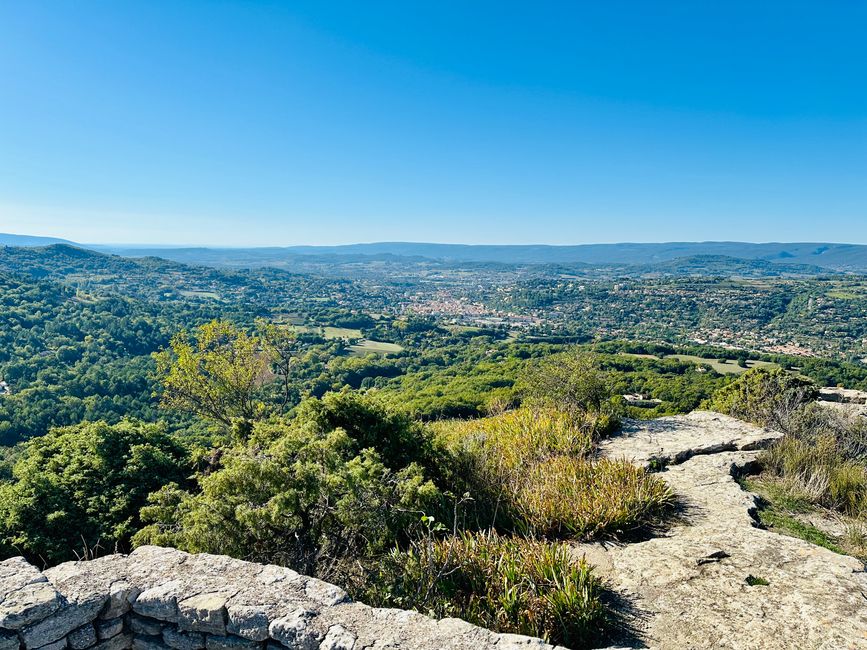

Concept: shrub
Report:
left=519, top=350, right=621, bottom=427
left=363, top=531, right=608, bottom=648
left=762, top=435, right=867, bottom=517
left=706, top=367, right=817, bottom=431
left=0, top=420, right=190, bottom=564
left=134, top=395, right=442, bottom=583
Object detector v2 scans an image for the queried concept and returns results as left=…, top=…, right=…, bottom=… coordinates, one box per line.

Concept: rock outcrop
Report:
left=0, top=547, right=565, bottom=650
left=583, top=411, right=867, bottom=649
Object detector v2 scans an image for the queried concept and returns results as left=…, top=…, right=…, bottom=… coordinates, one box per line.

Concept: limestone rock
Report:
left=133, top=583, right=182, bottom=623
left=101, top=583, right=138, bottom=620
left=33, top=637, right=66, bottom=650
left=0, top=582, right=63, bottom=631
left=225, top=607, right=268, bottom=642
left=583, top=412, right=867, bottom=649
left=177, top=594, right=228, bottom=635
left=68, top=624, right=97, bottom=650
left=268, top=609, right=319, bottom=649
left=96, top=619, right=123, bottom=641
left=598, top=410, right=782, bottom=467
left=94, top=634, right=132, bottom=650
left=319, top=625, right=355, bottom=650
left=132, top=635, right=170, bottom=650
left=129, top=619, right=163, bottom=637
left=204, top=635, right=260, bottom=650
left=162, top=629, right=204, bottom=650
left=0, top=629, right=19, bottom=650
left=21, top=595, right=108, bottom=650
left=303, top=581, right=347, bottom=608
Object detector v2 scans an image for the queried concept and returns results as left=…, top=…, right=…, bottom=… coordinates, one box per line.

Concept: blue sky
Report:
left=1, top=1, right=865, bottom=246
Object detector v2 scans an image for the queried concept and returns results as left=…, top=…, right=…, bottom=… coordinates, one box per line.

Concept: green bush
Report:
left=134, top=393, right=442, bottom=583
left=363, top=531, right=608, bottom=648
left=519, top=350, right=622, bottom=422
left=706, top=367, right=818, bottom=431
left=0, top=420, right=190, bottom=564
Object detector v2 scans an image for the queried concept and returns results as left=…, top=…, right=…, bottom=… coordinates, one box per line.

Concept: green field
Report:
left=620, top=352, right=778, bottom=375
left=348, top=340, right=404, bottom=356
left=178, top=290, right=220, bottom=300
left=827, top=290, right=865, bottom=300
left=665, top=354, right=777, bottom=375
left=290, top=325, right=364, bottom=339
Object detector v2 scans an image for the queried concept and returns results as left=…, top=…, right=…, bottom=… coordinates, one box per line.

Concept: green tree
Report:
left=256, top=319, right=301, bottom=414
left=154, top=320, right=269, bottom=435
left=134, top=393, right=441, bottom=583
left=0, top=420, right=189, bottom=564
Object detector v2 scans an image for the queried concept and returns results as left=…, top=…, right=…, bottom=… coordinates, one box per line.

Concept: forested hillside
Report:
left=2, top=244, right=867, bottom=646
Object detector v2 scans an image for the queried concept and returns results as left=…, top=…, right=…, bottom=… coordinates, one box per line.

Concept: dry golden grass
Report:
left=432, top=407, right=674, bottom=539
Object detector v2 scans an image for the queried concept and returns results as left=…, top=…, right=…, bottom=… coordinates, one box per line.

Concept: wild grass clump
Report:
left=363, top=531, right=608, bottom=648
left=432, top=407, right=674, bottom=538
left=516, top=456, right=675, bottom=538
left=763, top=435, right=867, bottom=517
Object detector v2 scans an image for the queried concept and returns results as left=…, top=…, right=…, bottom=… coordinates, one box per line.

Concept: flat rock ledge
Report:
left=0, top=547, right=568, bottom=650
left=581, top=411, right=867, bottom=649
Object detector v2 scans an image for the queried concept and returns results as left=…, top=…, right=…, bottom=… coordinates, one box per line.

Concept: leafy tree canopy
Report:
left=0, top=419, right=190, bottom=564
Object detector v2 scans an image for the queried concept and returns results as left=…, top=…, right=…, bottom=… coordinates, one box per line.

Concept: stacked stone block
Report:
left=0, top=547, right=564, bottom=650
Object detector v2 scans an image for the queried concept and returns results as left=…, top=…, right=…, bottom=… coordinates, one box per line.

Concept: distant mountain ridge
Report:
left=3, top=233, right=867, bottom=272
left=0, top=233, right=77, bottom=247
left=103, top=241, right=867, bottom=273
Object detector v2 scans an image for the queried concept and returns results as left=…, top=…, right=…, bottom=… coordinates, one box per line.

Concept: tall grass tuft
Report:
left=517, top=456, right=675, bottom=538
left=363, top=531, right=608, bottom=648
left=763, top=435, right=867, bottom=517
left=432, top=407, right=674, bottom=538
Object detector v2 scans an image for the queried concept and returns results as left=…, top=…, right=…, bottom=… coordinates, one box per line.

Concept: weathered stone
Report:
left=303, top=581, right=347, bottom=608
left=598, top=410, right=782, bottom=467
left=132, top=635, right=171, bottom=650
left=0, top=558, right=47, bottom=598
left=0, top=582, right=63, bottom=631
left=318, top=625, right=355, bottom=650
left=162, top=628, right=204, bottom=650
left=579, top=412, right=867, bottom=649
left=133, top=583, right=182, bottom=623
left=0, top=629, right=19, bottom=650
left=494, top=634, right=554, bottom=649
left=268, top=609, right=319, bottom=650
left=177, top=594, right=227, bottom=635
left=130, top=619, right=163, bottom=637
left=225, top=607, right=268, bottom=642
left=204, top=635, right=260, bottom=650
left=95, top=619, right=123, bottom=641
left=21, top=597, right=107, bottom=650
left=33, top=637, right=66, bottom=650
left=101, top=583, right=139, bottom=620
left=93, top=633, right=132, bottom=650
left=68, top=624, right=97, bottom=650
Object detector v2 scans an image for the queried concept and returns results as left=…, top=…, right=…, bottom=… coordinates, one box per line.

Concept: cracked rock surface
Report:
left=580, top=411, right=867, bottom=649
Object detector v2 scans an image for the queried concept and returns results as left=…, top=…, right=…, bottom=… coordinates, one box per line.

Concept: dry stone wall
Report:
left=0, top=546, right=565, bottom=650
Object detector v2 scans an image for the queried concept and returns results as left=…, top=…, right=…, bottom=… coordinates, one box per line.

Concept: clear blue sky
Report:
left=1, top=1, right=865, bottom=246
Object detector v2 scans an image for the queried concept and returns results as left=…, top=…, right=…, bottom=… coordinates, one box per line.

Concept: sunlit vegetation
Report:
left=363, top=532, right=608, bottom=647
